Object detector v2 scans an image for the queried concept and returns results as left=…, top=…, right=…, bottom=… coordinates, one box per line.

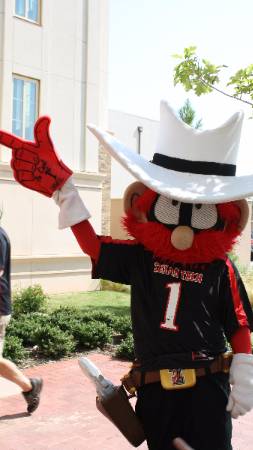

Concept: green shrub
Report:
left=49, top=306, right=81, bottom=333
left=6, top=317, right=37, bottom=346
left=50, top=306, right=78, bottom=321
left=82, top=310, right=116, bottom=327
left=112, top=316, right=132, bottom=338
left=5, top=287, right=135, bottom=363
left=115, top=333, right=134, bottom=360
left=3, top=335, right=27, bottom=363
left=13, top=285, right=48, bottom=316
left=34, top=324, right=75, bottom=359
left=50, top=307, right=117, bottom=332
left=6, top=313, right=50, bottom=347
left=72, top=321, right=112, bottom=350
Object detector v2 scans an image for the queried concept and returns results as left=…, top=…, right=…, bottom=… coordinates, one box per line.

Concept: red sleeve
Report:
left=230, top=326, right=252, bottom=354
left=71, top=220, right=100, bottom=261
left=226, top=258, right=249, bottom=328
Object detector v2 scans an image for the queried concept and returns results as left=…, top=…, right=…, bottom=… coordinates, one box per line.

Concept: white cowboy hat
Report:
left=88, top=100, right=253, bottom=204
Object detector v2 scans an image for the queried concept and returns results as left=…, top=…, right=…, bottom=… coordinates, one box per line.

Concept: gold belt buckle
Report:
left=160, top=368, right=196, bottom=390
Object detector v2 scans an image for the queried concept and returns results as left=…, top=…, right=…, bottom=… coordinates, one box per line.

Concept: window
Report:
left=12, top=76, right=39, bottom=140
left=15, top=0, right=40, bottom=23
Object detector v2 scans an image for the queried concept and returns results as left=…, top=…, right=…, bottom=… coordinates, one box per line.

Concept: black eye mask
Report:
left=147, top=195, right=225, bottom=232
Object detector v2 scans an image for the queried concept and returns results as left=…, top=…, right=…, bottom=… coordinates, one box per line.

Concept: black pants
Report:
left=135, top=372, right=232, bottom=450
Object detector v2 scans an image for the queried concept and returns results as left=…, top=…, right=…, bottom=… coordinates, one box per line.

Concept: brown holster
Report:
left=122, top=352, right=233, bottom=394
left=96, top=385, right=146, bottom=447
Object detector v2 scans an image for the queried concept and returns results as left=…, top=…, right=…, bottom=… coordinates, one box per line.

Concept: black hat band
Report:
left=151, top=153, right=236, bottom=176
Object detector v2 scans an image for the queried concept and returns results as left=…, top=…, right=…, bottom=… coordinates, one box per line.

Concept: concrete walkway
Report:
left=0, top=353, right=252, bottom=450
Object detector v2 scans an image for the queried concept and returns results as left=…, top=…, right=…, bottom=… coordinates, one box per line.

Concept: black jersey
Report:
left=93, top=239, right=253, bottom=370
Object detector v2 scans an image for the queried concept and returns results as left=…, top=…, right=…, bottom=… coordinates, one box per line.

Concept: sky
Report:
left=108, top=0, right=253, bottom=174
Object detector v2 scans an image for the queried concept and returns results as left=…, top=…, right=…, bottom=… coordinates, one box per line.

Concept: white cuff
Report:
left=53, top=177, right=91, bottom=229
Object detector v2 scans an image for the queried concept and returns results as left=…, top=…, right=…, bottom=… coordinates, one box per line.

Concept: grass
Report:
left=47, top=290, right=131, bottom=317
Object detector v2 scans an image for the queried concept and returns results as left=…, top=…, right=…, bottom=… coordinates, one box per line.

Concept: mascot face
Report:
left=123, top=186, right=247, bottom=264
left=89, top=101, right=252, bottom=264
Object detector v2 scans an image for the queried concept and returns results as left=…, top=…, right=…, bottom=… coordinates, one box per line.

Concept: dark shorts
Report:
left=135, top=372, right=232, bottom=450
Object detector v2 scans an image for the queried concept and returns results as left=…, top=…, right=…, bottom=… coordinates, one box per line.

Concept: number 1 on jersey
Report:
left=160, top=282, right=181, bottom=331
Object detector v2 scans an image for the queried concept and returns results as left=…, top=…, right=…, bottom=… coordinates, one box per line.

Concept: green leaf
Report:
left=172, top=46, right=253, bottom=109
left=172, top=53, right=183, bottom=59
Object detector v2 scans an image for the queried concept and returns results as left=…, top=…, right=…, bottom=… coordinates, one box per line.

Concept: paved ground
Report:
left=0, top=353, right=252, bottom=450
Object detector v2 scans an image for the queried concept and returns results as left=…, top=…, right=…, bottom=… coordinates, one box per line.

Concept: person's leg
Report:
left=0, top=314, right=43, bottom=413
left=0, top=314, right=31, bottom=390
left=186, top=372, right=232, bottom=450
left=135, top=383, right=187, bottom=450
left=0, top=357, right=32, bottom=391
left=135, top=373, right=232, bottom=450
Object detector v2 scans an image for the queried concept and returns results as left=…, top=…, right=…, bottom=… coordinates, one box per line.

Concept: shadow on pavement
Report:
left=0, top=411, right=29, bottom=421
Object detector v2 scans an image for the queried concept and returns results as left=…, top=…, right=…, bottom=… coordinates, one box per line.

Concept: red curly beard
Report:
left=122, top=189, right=241, bottom=264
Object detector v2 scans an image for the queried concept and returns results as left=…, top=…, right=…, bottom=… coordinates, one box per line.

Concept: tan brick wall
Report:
left=110, top=198, right=129, bottom=239
left=98, top=144, right=111, bottom=235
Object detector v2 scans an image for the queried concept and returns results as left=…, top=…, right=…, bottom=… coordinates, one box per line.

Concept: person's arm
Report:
left=230, top=326, right=252, bottom=354
left=71, top=220, right=101, bottom=262
left=222, top=259, right=253, bottom=419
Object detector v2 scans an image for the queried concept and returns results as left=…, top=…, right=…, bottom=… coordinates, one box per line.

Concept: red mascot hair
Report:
left=122, top=189, right=241, bottom=264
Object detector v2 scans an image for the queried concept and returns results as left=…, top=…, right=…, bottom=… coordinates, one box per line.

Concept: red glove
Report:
left=0, top=116, right=72, bottom=197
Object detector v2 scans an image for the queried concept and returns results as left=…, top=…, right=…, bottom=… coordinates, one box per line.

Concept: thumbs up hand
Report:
left=0, top=117, right=72, bottom=197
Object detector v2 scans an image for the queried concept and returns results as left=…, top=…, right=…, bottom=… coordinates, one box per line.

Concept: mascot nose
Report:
left=171, top=226, right=194, bottom=250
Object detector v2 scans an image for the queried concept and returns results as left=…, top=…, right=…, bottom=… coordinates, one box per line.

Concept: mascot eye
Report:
left=191, top=204, right=218, bottom=230
left=154, top=196, right=180, bottom=225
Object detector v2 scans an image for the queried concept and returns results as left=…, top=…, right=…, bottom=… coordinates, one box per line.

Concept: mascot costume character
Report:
left=1, top=100, right=253, bottom=450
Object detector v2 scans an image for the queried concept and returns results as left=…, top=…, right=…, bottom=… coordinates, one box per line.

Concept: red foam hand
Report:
left=0, top=116, right=72, bottom=197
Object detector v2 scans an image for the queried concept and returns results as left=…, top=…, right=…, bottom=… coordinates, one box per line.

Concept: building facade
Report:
left=0, top=0, right=109, bottom=292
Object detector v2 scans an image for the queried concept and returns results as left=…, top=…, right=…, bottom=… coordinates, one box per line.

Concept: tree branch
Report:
left=197, top=76, right=253, bottom=107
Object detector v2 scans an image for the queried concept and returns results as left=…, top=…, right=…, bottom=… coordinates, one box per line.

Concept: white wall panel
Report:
left=0, top=1, right=109, bottom=291
left=13, top=20, right=43, bottom=70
